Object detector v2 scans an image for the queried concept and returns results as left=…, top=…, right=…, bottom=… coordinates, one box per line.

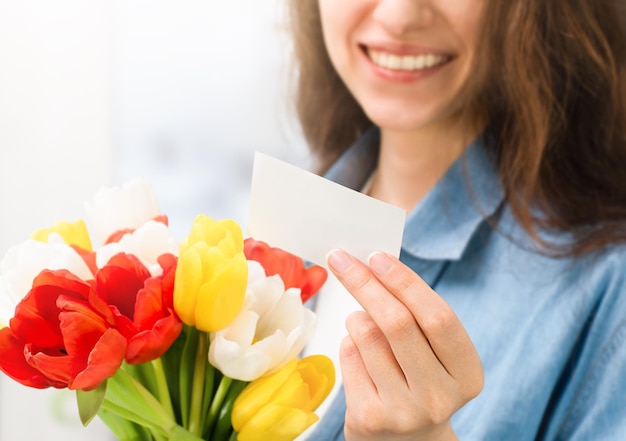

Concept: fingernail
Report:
left=368, top=251, right=393, bottom=276
left=327, top=249, right=353, bottom=274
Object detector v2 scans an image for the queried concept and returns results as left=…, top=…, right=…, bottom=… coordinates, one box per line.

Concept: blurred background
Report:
left=0, top=0, right=309, bottom=438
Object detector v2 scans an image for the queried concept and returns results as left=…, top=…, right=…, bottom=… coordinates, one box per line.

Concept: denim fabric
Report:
left=307, top=128, right=626, bottom=440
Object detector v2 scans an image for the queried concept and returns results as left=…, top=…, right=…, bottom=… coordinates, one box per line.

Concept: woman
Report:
left=288, top=0, right=626, bottom=440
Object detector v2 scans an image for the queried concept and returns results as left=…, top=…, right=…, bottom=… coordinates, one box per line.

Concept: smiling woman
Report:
left=317, top=0, right=484, bottom=139
left=288, top=0, right=626, bottom=440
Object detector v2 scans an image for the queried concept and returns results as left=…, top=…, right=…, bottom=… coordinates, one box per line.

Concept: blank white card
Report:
left=247, top=152, right=406, bottom=267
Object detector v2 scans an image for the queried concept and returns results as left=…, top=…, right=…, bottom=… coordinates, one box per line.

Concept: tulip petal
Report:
left=232, top=360, right=299, bottom=430
left=210, top=270, right=317, bottom=381
left=96, top=221, right=178, bottom=275
left=125, top=314, right=182, bottom=364
left=301, top=265, right=328, bottom=303
left=173, top=246, right=204, bottom=325
left=85, top=179, right=162, bottom=246
left=59, top=301, right=111, bottom=357
left=133, top=278, right=165, bottom=329
left=70, top=328, right=127, bottom=391
left=209, top=310, right=288, bottom=381
left=244, top=238, right=327, bottom=303
left=96, top=253, right=151, bottom=319
left=31, top=220, right=93, bottom=252
left=24, top=344, right=74, bottom=385
left=298, top=355, right=336, bottom=412
left=237, top=404, right=318, bottom=441
left=232, top=355, right=335, bottom=440
left=12, top=270, right=91, bottom=350
left=194, top=253, right=247, bottom=332
left=174, top=215, right=247, bottom=332
left=0, top=327, right=59, bottom=388
left=0, top=242, right=92, bottom=327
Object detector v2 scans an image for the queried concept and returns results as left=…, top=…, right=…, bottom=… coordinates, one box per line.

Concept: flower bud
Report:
left=173, top=215, right=247, bottom=332
left=232, top=355, right=335, bottom=441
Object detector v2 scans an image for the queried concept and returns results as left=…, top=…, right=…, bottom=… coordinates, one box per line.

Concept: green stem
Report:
left=210, top=380, right=248, bottom=441
left=179, top=325, right=200, bottom=428
left=228, top=430, right=239, bottom=441
left=188, top=331, right=209, bottom=436
left=206, top=375, right=233, bottom=436
left=151, top=357, right=176, bottom=421
left=200, top=358, right=216, bottom=436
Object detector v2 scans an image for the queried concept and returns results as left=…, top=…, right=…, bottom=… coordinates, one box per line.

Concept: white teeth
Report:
left=368, top=49, right=449, bottom=71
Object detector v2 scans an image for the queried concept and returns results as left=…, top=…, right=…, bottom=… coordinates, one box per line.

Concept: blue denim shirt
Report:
left=308, top=128, right=626, bottom=440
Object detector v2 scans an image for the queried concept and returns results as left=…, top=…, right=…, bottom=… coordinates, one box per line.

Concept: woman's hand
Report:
left=326, top=249, right=484, bottom=441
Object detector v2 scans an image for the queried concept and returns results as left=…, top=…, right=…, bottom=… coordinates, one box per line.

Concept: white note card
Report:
left=246, top=152, right=406, bottom=267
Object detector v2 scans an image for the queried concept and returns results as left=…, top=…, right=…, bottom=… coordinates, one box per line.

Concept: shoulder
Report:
left=493, top=206, right=626, bottom=287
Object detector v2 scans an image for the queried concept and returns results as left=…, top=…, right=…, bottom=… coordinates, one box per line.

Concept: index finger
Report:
left=326, top=248, right=442, bottom=382
left=327, top=248, right=481, bottom=385
left=367, top=251, right=482, bottom=385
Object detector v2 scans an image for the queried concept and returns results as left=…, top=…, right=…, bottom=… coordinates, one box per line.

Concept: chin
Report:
left=362, top=99, right=462, bottom=134
left=366, top=111, right=436, bottom=133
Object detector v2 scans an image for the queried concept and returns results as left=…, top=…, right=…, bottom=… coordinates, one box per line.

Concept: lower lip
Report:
left=362, top=49, right=452, bottom=83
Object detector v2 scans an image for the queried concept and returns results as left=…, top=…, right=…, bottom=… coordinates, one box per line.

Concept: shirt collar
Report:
left=324, top=127, right=380, bottom=190
left=324, top=126, right=504, bottom=262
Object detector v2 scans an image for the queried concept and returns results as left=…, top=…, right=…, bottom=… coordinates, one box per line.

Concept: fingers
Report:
left=327, top=249, right=483, bottom=397
left=327, top=249, right=444, bottom=391
left=342, top=311, right=407, bottom=400
left=339, top=332, right=378, bottom=405
left=367, top=251, right=483, bottom=392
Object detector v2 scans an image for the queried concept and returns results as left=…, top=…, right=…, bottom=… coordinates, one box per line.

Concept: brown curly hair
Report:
left=287, top=0, right=626, bottom=256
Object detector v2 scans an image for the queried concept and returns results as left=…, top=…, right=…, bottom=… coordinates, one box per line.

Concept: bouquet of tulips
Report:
left=0, top=180, right=334, bottom=441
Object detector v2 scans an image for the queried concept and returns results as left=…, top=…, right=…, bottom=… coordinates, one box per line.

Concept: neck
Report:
left=368, top=116, right=479, bottom=212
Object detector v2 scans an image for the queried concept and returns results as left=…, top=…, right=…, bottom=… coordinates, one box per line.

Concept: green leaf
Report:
left=76, top=380, right=107, bottom=426
left=98, top=408, right=153, bottom=441
left=124, top=362, right=158, bottom=396
left=101, top=399, right=165, bottom=431
left=169, top=425, right=206, bottom=441
left=103, top=368, right=177, bottom=436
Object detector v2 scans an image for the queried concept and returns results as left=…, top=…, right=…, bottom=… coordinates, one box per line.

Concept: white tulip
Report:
left=0, top=236, right=92, bottom=326
left=96, top=220, right=179, bottom=276
left=84, top=179, right=161, bottom=245
left=209, top=261, right=316, bottom=381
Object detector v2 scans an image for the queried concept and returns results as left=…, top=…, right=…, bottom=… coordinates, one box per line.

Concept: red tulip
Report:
left=0, top=252, right=182, bottom=391
left=94, top=252, right=182, bottom=364
left=243, top=238, right=327, bottom=303
left=0, top=269, right=127, bottom=390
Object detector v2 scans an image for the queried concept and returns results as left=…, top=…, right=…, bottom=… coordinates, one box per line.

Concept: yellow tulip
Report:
left=31, top=220, right=93, bottom=251
left=173, top=215, right=248, bottom=332
left=232, top=355, right=335, bottom=441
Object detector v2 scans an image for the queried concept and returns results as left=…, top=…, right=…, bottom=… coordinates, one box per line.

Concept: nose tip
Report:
left=373, top=0, right=435, bottom=35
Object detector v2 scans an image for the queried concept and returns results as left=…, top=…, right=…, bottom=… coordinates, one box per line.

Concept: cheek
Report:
left=445, top=1, right=485, bottom=51
left=318, top=0, right=346, bottom=63
left=318, top=0, right=367, bottom=69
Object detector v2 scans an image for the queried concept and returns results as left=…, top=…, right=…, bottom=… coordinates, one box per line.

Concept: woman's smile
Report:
left=364, top=46, right=452, bottom=72
left=319, top=0, right=484, bottom=134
